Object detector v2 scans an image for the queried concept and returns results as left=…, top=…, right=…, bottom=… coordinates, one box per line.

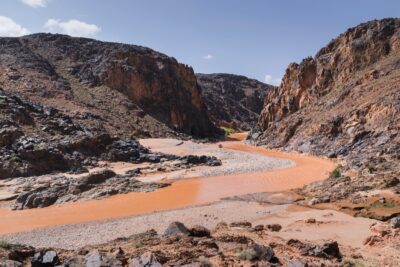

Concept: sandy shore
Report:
left=0, top=199, right=375, bottom=249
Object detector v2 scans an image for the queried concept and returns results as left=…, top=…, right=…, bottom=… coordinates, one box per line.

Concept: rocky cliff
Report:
left=197, top=73, right=274, bottom=130
left=0, top=33, right=218, bottom=138
left=252, top=18, right=400, bottom=206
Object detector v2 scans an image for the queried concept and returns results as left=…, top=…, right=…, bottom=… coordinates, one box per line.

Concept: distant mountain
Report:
left=197, top=73, right=275, bottom=131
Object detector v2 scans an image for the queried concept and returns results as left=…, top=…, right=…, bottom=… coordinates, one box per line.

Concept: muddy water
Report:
left=0, top=134, right=335, bottom=234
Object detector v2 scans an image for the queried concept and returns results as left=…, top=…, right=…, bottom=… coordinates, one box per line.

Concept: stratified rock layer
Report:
left=197, top=73, right=275, bottom=130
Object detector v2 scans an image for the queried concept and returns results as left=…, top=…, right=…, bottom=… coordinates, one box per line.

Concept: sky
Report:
left=1, top=0, right=399, bottom=85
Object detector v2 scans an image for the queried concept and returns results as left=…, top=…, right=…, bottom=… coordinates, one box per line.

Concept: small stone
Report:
left=253, top=225, right=264, bottom=231
left=305, top=218, right=316, bottom=224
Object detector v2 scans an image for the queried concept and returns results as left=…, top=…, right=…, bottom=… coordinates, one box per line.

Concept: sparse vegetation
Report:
left=0, top=240, right=12, bottom=249
left=220, top=126, right=235, bottom=136
left=237, top=248, right=257, bottom=261
left=329, top=165, right=342, bottom=179
left=369, top=200, right=397, bottom=209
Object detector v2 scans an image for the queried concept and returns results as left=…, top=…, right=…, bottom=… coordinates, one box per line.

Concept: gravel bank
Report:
left=139, top=138, right=294, bottom=179
left=1, top=200, right=277, bottom=249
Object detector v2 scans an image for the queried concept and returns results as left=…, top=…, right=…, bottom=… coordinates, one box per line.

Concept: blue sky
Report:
left=1, top=0, right=399, bottom=84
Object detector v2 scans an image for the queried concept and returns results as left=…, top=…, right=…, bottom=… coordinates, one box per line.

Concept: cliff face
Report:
left=197, top=73, right=275, bottom=130
left=253, top=18, right=400, bottom=160
left=252, top=18, right=400, bottom=205
left=0, top=33, right=218, bottom=137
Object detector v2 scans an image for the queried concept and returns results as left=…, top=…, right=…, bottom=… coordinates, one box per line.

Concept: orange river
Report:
left=0, top=133, right=335, bottom=234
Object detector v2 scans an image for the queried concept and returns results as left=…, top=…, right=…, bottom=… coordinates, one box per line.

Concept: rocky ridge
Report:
left=251, top=18, right=400, bottom=208
left=0, top=33, right=219, bottom=138
left=197, top=73, right=275, bottom=130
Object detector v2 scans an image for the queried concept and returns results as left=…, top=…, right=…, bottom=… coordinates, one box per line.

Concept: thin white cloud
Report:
left=264, top=74, right=282, bottom=86
left=0, top=16, right=30, bottom=37
left=44, top=19, right=101, bottom=38
left=21, top=0, right=48, bottom=8
left=203, top=54, right=214, bottom=60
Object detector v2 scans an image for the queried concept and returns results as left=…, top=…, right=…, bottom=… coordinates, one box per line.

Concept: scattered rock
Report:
left=301, top=241, right=341, bottom=259
left=266, top=224, right=282, bottom=232
left=285, top=259, right=308, bottom=267
left=129, top=252, right=162, bottom=267
left=31, top=250, right=60, bottom=267
left=305, top=218, right=316, bottom=224
left=189, top=225, right=211, bottom=237
left=229, top=221, right=252, bottom=228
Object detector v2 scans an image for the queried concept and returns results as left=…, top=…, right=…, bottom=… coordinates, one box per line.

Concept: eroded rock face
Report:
left=196, top=73, right=275, bottom=130
left=197, top=73, right=275, bottom=130
left=254, top=19, right=400, bottom=137
left=251, top=18, right=400, bottom=203
left=0, top=33, right=218, bottom=138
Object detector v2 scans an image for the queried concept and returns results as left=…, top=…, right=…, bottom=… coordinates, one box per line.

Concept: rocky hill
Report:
left=197, top=73, right=275, bottom=130
left=0, top=33, right=219, bottom=138
left=251, top=18, right=400, bottom=206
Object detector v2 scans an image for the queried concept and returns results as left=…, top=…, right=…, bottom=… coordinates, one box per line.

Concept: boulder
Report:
left=301, top=241, right=341, bottom=259
left=163, top=221, right=190, bottom=236
left=285, top=259, right=308, bottom=267
left=266, top=224, right=282, bottom=232
left=31, top=250, right=60, bottom=267
left=189, top=225, right=211, bottom=237
left=129, top=252, right=162, bottom=267
left=85, top=249, right=122, bottom=267
left=390, top=217, right=400, bottom=229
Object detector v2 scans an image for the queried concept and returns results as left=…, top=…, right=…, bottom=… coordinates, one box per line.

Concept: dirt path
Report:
left=0, top=134, right=335, bottom=235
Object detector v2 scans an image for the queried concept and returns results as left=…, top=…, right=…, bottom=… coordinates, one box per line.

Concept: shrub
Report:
left=329, top=166, right=341, bottom=179
left=220, top=127, right=235, bottom=136
left=237, top=248, right=257, bottom=261
left=0, top=240, right=11, bottom=249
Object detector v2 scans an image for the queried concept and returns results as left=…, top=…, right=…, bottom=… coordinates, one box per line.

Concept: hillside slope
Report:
left=0, top=33, right=218, bottom=138
left=251, top=18, right=400, bottom=207
left=197, top=73, right=275, bottom=130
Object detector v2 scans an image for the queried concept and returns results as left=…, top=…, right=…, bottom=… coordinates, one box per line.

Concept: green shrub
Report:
left=220, top=127, right=235, bottom=136
left=329, top=166, right=341, bottom=179
left=0, top=240, right=11, bottom=249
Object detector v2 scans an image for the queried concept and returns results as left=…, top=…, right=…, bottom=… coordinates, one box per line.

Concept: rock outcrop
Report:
left=253, top=18, right=400, bottom=160
left=251, top=18, right=400, bottom=203
left=197, top=73, right=275, bottom=130
left=0, top=33, right=218, bottom=138
left=0, top=89, right=221, bottom=179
